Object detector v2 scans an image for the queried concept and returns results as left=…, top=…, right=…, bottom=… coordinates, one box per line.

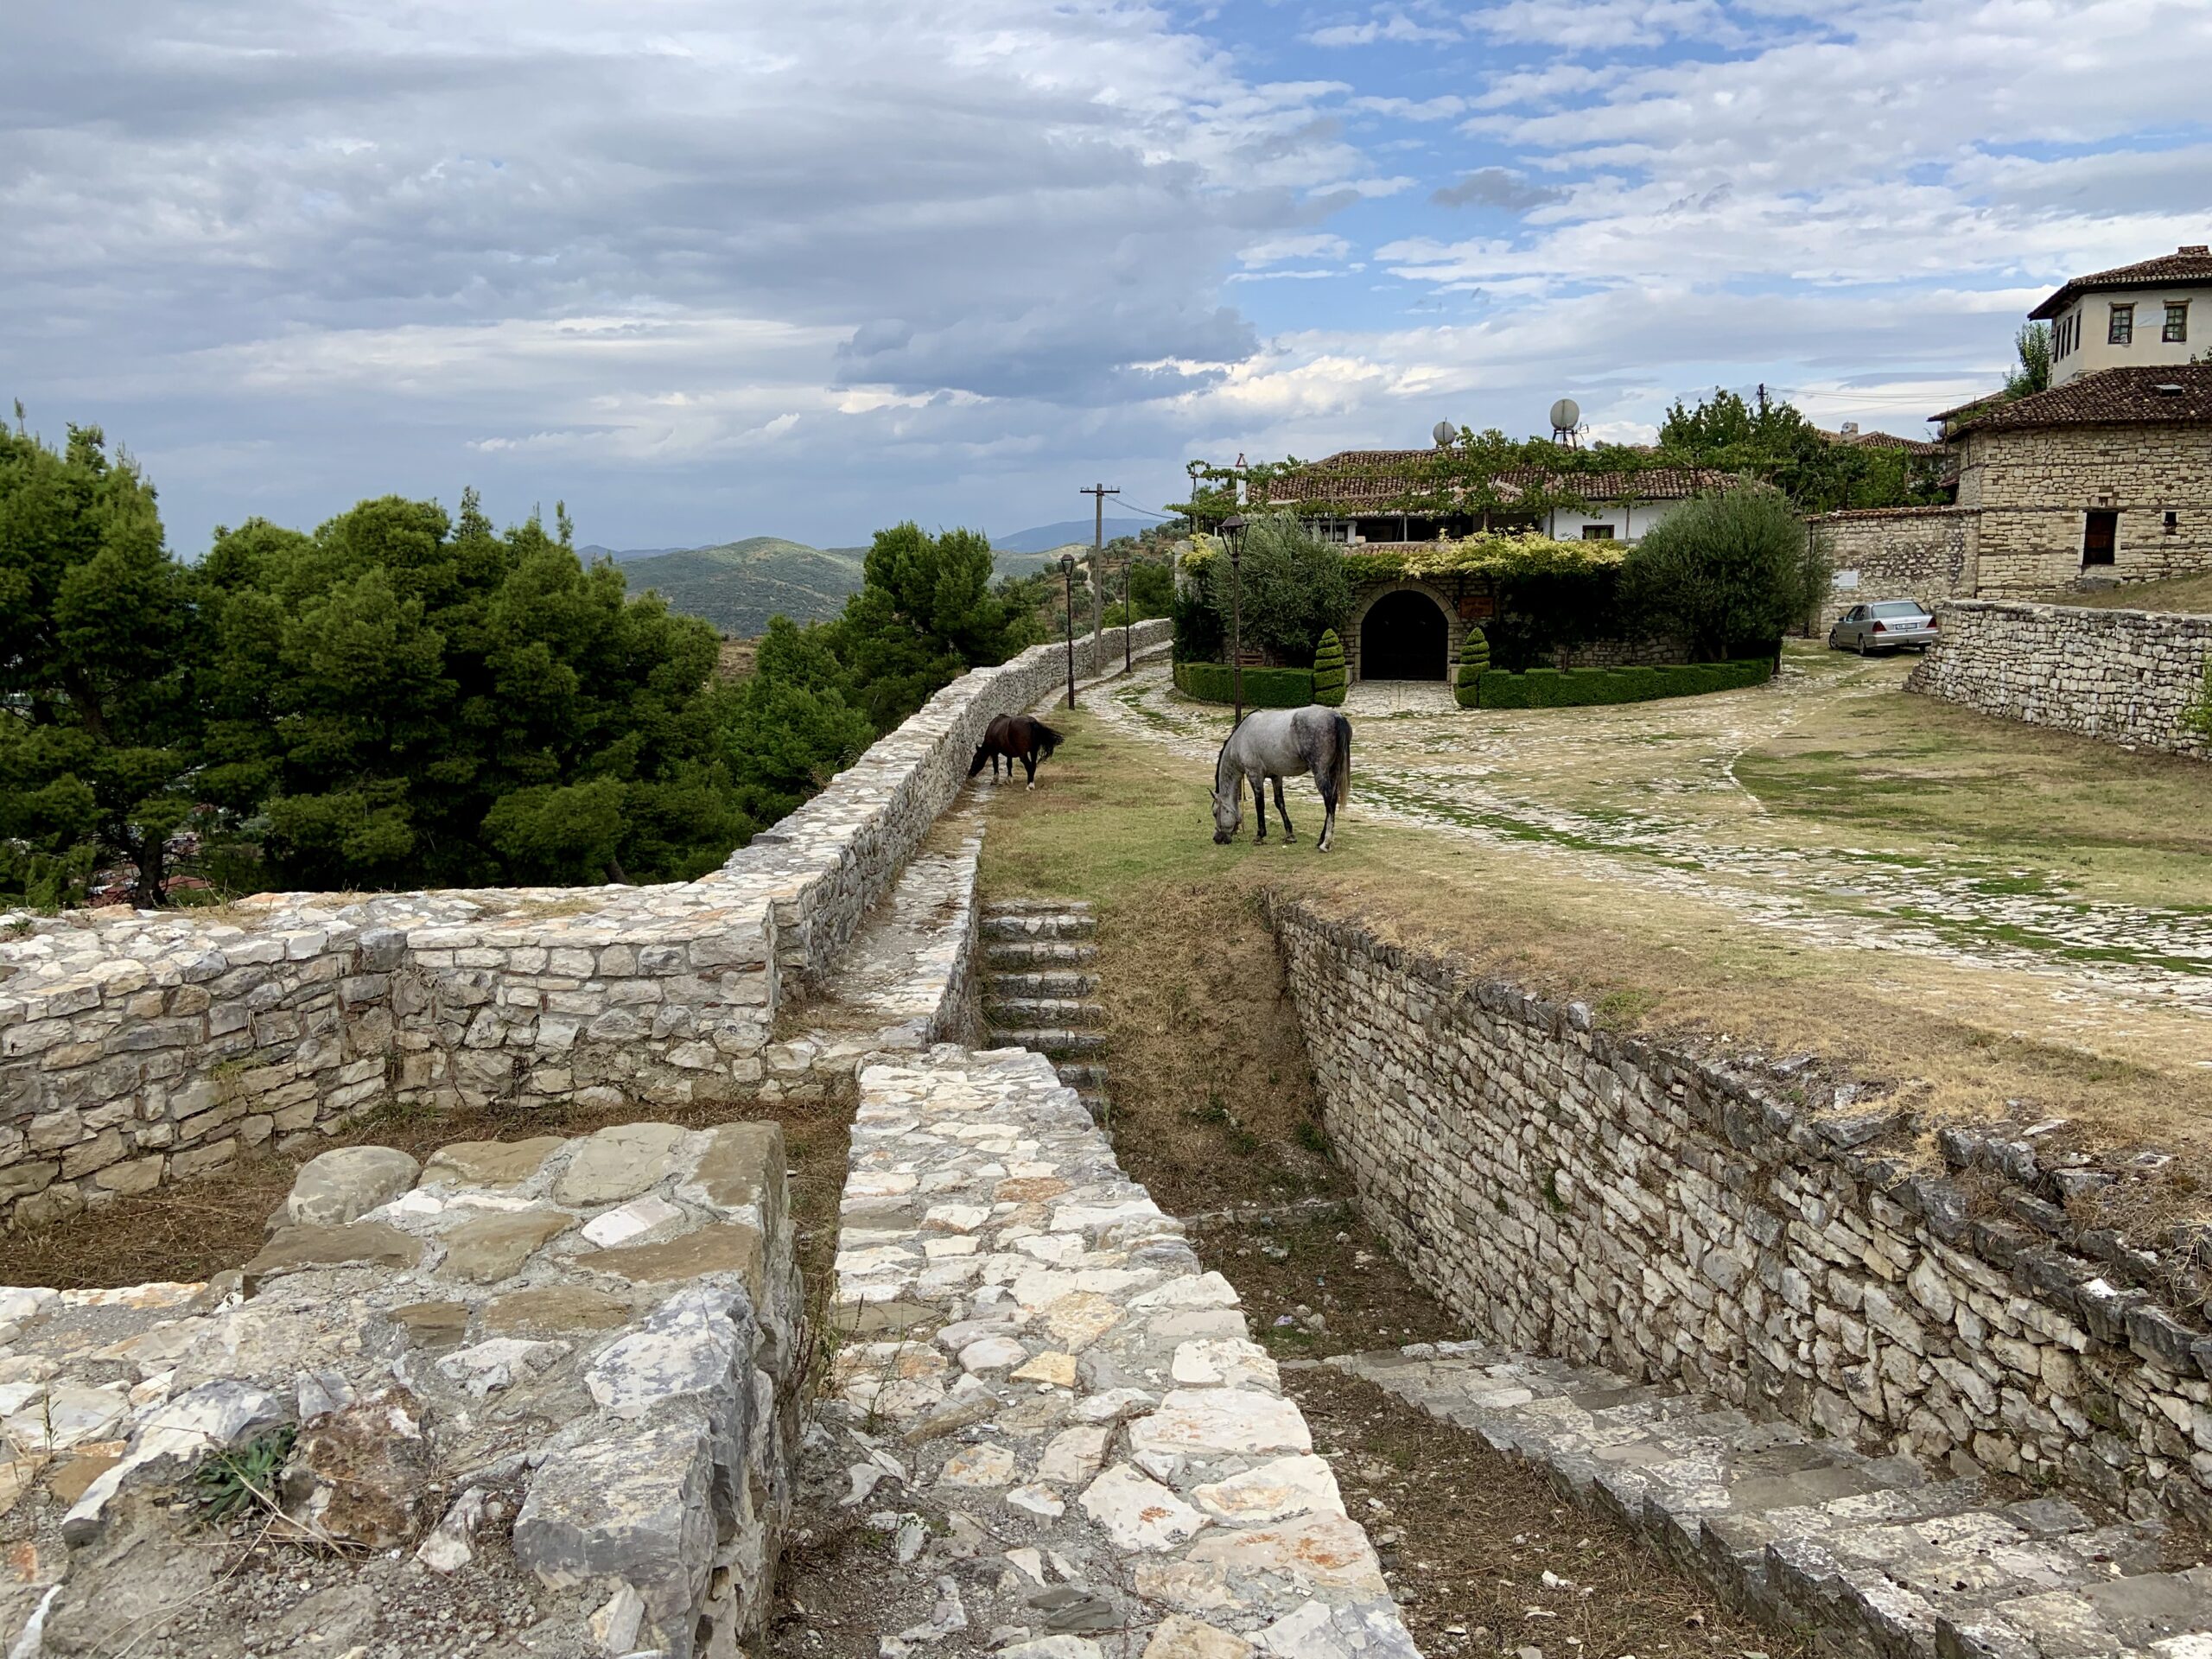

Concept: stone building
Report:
left=2035, top=244, right=2212, bottom=388
left=1250, top=451, right=1733, bottom=681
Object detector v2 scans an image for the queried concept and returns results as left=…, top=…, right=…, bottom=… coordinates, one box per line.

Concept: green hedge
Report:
left=1475, top=658, right=1772, bottom=709
left=1311, top=630, right=1347, bottom=708
left=1454, top=625, right=1491, bottom=709
left=1173, top=662, right=1316, bottom=708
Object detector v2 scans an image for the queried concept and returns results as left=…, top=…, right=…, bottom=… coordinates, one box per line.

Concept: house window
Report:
left=1581, top=524, right=1615, bottom=540
left=2165, top=302, right=2190, bottom=343
left=2108, top=303, right=2133, bottom=346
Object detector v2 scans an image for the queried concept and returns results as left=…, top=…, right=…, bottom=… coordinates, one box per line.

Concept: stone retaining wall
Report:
left=1267, top=895, right=2212, bottom=1524
left=1907, top=599, right=2211, bottom=759
left=0, top=622, right=1171, bottom=1230
left=0, top=1117, right=800, bottom=1656
left=1808, top=506, right=1980, bottom=626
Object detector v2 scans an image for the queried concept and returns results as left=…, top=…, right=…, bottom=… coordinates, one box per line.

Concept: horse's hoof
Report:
left=1027, top=782, right=1035, bottom=791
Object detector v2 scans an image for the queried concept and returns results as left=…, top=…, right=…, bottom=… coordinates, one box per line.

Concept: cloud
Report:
left=1430, top=168, right=1567, bottom=212
left=1303, top=11, right=1461, bottom=47
left=1240, top=233, right=1355, bottom=266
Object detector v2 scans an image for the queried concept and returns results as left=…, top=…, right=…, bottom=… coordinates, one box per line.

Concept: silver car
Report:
left=1829, top=600, right=1938, bottom=654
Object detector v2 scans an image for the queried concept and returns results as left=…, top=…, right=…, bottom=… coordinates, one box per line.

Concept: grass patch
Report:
left=2033, top=572, right=2212, bottom=614
left=980, top=696, right=2212, bottom=1173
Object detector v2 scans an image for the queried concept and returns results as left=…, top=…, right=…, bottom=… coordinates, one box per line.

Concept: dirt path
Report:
left=1096, top=657, right=2212, bottom=1022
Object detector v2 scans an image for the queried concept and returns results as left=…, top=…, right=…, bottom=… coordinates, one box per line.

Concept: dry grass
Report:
left=0, top=1090, right=854, bottom=1297
left=978, top=698, right=2212, bottom=1182
left=2032, top=572, right=2212, bottom=613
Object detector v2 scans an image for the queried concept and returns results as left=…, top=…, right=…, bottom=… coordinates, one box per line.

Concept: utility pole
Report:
left=1080, top=482, right=1119, bottom=641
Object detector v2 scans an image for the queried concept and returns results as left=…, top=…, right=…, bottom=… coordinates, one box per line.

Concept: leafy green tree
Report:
left=1177, top=517, right=1350, bottom=667
left=2004, top=322, right=2053, bottom=399
left=718, top=617, right=877, bottom=827
left=830, top=523, right=1014, bottom=732
left=1656, top=388, right=1948, bottom=513
left=1618, top=486, right=1813, bottom=660
left=0, top=419, right=202, bottom=905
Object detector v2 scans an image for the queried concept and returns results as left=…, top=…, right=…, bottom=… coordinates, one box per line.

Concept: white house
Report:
left=2036, top=245, right=2212, bottom=387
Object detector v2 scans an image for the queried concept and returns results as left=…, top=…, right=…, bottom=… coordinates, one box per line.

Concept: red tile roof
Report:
left=1815, top=427, right=1948, bottom=457
left=2029, top=245, right=2212, bottom=320
left=1250, top=450, right=1738, bottom=510
left=1935, top=365, right=2212, bottom=435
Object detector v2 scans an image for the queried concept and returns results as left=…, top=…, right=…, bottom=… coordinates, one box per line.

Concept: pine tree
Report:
left=1311, top=628, right=1346, bottom=706
left=1455, top=626, right=1491, bottom=709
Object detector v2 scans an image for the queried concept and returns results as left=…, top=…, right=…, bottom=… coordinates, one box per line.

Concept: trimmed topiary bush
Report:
left=1173, top=662, right=1315, bottom=708
left=1311, top=630, right=1347, bottom=707
left=1454, top=626, right=1491, bottom=709
left=1474, top=657, right=1772, bottom=709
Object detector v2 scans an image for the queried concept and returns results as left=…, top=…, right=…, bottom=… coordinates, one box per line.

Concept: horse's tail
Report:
left=1332, top=714, right=1351, bottom=806
left=1031, top=720, right=1063, bottom=760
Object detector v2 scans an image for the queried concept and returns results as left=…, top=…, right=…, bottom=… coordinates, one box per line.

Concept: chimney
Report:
left=2184, top=245, right=2209, bottom=255
left=1840, top=421, right=1859, bottom=437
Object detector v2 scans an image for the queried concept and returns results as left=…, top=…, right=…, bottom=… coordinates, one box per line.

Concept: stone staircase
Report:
left=979, top=899, right=1111, bottom=1122
left=1327, top=1343, right=2212, bottom=1659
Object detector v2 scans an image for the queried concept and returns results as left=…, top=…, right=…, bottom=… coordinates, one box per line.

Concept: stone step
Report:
left=980, top=898, right=1091, bottom=917
left=1331, top=1344, right=2188, bottom=1659
left=987, top=969, right=1098, bottom=998
left=980, top=912, right=1096, bottom=942
left=986, top=1027, right=1108, bottom=1058
left=984, top=996, right=1104, bottom=1028
left=983, top=939, right=1096, bottom=968
left=1053, top=1061, right=1110, bottom=1090
left=1937, top=1564, right=2212, bottom=1659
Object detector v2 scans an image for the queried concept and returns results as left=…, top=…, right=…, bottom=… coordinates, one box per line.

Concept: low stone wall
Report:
left=0, top=622, right=1169, bottom=1229
left=1907, top=599, right=2211, bottom=759
left=0, top=1117, right=800, bottom=1656
left=1267, top=895, right=2212, bottom=1524
left=1809, top=506, right=1980, bottom=626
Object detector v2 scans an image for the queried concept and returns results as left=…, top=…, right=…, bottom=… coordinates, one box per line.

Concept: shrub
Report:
left=1475, top=658, right=1771, bottom=709
left=1311, top=630, right=1347, bottom=706
left=1618, top=485, right=1813, bottom=659
left=1173, top=663, right=1315, bottom=708
left=1178, top=517, right=1351, bottom=667
left=1453, top=626, right=1491, bottom=709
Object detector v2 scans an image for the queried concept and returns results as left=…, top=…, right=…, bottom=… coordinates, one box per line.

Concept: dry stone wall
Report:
left=0, top=622, right=1171, bottom=1230
left=0, top=1117, right=800, bottom=1657
left=1957, top=423, right=2212, bottom=594
left=1907, top=599, right=2211, bottom=759
left=1810, top=507, right=1980, bottom=626
left=1267, top=896, right=2212, bottom=1526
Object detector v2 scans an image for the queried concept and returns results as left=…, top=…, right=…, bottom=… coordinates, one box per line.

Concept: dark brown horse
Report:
left=969, top=715, right=1063, bottom=789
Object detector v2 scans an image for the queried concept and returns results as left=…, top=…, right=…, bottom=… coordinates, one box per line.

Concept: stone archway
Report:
left=1357, top=587, right=1452, bottom=680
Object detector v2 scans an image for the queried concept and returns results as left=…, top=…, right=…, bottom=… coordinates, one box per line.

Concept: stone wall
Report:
left=0, top=1117, right=801, bottom=1656
left=0, top=622, right=1171, bottom=1229
left=1809, top=507, right=1980, bottom=626
left=1907, top=599, right=2211, bottom=759
left=1958, top=422, right=2212, bottom=594
left=1267, top=896, right=2212, bottom=1524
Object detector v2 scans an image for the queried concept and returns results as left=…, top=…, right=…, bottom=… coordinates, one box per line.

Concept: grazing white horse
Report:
left=1211, top=705, right=1351, bottom=851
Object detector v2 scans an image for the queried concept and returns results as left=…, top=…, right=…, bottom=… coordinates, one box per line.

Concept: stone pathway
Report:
left=1341, top=682, right=1457, bottom=717
left=1096, top=663, right=2212, bottom=1020
left=982, top=901, right=1112, bottom=1123
left=816, top=1045, right=1419, bottom=1657
left=1327, top=1343, right=2212, bottom=1659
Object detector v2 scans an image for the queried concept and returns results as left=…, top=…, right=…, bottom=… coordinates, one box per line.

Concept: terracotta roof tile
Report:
left=2030, top=245, right=2212, bottom=320
left=1936, top=365, right=2212, bottom=434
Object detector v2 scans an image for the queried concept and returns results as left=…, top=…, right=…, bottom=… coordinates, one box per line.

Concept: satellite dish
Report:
left=1431, top=419, right=1457, bottom=448
left=1548, top=397, right=1581, bottom=433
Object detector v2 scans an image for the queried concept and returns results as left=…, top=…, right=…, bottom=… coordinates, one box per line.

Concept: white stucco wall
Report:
left=2050, top=284, right=2206, bottom=385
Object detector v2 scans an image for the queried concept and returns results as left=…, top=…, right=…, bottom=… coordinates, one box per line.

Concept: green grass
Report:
left=2034, top=571, right=2212, bottom=614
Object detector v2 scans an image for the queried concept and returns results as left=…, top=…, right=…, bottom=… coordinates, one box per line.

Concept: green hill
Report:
left=620, top=537, right=868, bottom=635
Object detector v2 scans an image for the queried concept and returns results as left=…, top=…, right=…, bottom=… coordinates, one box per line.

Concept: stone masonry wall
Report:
left=0, top=1119, right=801, bottom=1656
left=1267, top=895, right=2212, bottom=1525
left=1810, top=507, right=1980, bottom=626
left=0, top=622, right=1171, bottom=1230
left=1907, top=599, right=2211, bottom=760
left=1958, top=423, right=2212, bottom=594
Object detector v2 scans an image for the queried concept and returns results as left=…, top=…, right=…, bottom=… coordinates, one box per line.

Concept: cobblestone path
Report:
left=1097, top=662, right=2212, bottom=1022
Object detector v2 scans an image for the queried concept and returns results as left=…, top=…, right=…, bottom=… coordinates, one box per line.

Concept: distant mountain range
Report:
left=582, top=519, right=1157, bottom=635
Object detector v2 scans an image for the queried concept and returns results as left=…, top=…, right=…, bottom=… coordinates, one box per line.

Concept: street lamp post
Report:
left=1059, top=553, right=1077, bottom=709
left=1122, top=549, right=1133, bottom=674
left=1220, top=515, right=1246, bottom=728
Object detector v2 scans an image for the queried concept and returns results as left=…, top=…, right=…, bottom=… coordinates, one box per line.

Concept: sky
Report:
left=7, top=1, right=2211, bottom=556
